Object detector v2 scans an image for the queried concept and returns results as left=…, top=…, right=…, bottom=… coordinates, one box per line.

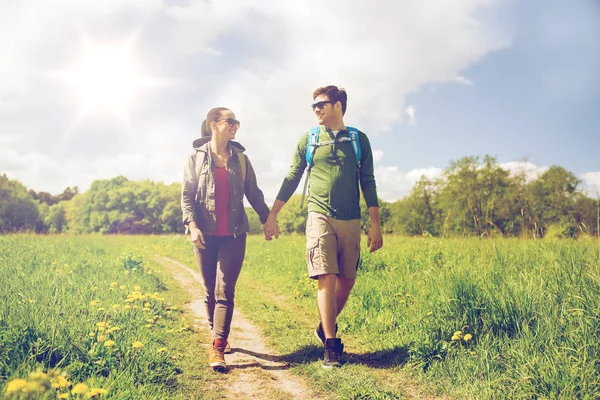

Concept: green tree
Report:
left=278, top=195, right=308, bottom=234
left=389, top=176, right=441, bottom=235
left=0, top=175, right=39, bottom=232
left=526, top=166, right=580, bottom=237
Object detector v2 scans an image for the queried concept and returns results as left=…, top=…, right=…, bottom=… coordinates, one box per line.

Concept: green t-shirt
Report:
left=276, top=126, right=379, bottom=220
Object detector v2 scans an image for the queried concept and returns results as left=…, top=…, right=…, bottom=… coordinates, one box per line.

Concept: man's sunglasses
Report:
left=311, top=100, right=333, bottom=111
left=218, top=118, right=241, bottom=128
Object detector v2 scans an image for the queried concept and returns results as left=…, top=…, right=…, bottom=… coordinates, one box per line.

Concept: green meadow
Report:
left=2, top=234, right=599, bottom=399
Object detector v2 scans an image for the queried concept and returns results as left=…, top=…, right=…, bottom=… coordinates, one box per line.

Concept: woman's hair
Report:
left=200, top=107, right=230, bottom=137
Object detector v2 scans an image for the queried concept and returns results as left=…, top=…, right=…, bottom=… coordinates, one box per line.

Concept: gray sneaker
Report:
left=323, top=338, right=344, bottom=368
left=314, top=323, right=338, bottom=345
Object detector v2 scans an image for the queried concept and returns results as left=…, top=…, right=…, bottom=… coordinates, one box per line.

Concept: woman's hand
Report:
left=190, top=227, right=205, bottom=249
left=263, top=216, right=280, bottom=241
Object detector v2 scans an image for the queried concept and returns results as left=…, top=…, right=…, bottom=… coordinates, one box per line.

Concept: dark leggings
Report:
left=193, top=234, right=246, bottom=341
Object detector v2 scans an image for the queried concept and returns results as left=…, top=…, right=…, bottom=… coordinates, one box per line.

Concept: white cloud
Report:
left=404, top=105, right=417, bottom=125
left=454, top=75, right=474, bottom=85
left=500, top=161, right=549, bottom=182
left=372, top=150, right=384, bottom=163
left=0, top=0, right=512, bottom=199
left=375, top=166, right=443, bottom=202
left=581, top=172, right=600, bottom=197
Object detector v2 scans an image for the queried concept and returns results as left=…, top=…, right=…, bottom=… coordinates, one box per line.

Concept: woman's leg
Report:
left=212, top=234, right=247, bottom=340
left=193, top=237, right=219, bottom=332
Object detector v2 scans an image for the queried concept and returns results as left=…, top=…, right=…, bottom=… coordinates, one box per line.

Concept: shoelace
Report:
left=211, top=346, right=225, bottom=362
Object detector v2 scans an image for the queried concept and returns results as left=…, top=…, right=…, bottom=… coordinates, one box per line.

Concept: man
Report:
left=263, top=85, right=383, bottom=368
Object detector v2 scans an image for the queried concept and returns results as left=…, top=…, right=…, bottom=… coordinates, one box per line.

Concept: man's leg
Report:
left=317, top=273, right=338, bottom=339
left=335, top=277, right=355, bottom=317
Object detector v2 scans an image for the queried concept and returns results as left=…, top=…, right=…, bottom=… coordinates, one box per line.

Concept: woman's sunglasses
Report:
left=218, top=118, right=241, bottom=128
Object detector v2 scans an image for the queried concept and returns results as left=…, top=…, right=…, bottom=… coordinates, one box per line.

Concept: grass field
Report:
left=2, top=234, right=599, bottom=399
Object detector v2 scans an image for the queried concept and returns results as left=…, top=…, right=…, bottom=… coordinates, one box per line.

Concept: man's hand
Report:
left=190, top=227, right=205, bottom=249
left=263, top=215, right=280, bottom=241
left=367, top=225, right=383, bottom=253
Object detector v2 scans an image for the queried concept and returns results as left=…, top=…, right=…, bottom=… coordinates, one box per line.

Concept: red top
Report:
left=210, top=166, right=231, bottom=236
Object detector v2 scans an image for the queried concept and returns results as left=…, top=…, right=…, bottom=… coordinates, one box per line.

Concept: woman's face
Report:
left=212, top=109, right=240, bottom=141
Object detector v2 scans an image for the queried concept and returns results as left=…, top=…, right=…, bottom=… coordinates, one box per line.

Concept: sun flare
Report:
left=57, top=39, right=158, bottom=120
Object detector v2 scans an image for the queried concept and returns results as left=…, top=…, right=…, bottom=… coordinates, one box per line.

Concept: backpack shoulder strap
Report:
left=346, top=126, right=362, bottom=168
left=305, top=127, right=321, bottom=169
left=237, top=152, right=246, bottom=184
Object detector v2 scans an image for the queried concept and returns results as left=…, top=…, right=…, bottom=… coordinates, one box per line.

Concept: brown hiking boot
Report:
left=210, top=338, right=228, bottom=371
left=323, top=338, right=344, bottom=369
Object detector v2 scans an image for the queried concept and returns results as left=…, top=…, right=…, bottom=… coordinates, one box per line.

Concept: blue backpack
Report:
left=300, top=126, right=362, bottom=206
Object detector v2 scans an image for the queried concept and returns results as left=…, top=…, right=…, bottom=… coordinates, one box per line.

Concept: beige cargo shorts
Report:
left=305, top=211, right=361, bottom=279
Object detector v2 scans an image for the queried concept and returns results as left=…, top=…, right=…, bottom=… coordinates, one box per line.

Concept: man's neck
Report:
left=323, top=119, right=345, bottom=132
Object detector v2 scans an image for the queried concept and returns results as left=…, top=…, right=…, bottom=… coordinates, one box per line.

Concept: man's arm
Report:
left=367, top=206, right=383, bottom=252
left=264, top=133, right=308, bottom=240
left=359, top=133, right=382, bottom=252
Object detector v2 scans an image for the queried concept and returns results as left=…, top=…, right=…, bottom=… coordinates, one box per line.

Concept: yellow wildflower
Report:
left=463, top=334, right=473, bottom=342
left=28, top=372, right=47, bottom=380
left=110, top=282, right=118, bottom=287
left=427, top=312, right=433, bottom=316
left=157, top=347, right=167, bottom=353
left=454, top=331, right=462, bottom=337
left=89, top=332, right=95, bottom=338
left=133, top=285, right=141, bottom=291
left=97, top=335, right=106, bottom=343
left=132, top=341, right=144, bottom=349
left=451, top=335, right=461, bottom=341
left=72, top=383, right=89, bottom=394
left=50, top=375, right=70, bottom=389
left=146, top=319, right=154, bottom=324
left=5, top=378, right=27, bottom=393
left=112, top=304, right=120, bottom=310
left=119, top=285, right=126, bottom=290
left=104, top=340, right=116, bottom=348
left=59, top=393, right=70, bottom=399
left=91, top=286, right=97, bottom=292
left=122, top=305, right=131, bottom=310
left=28, top=299, right=36, bottom=303
left=97, top=308, right=105, bottom=312
left=85, top=388, right=108, bottom=398
left=89, top=300, right=99, bottom=307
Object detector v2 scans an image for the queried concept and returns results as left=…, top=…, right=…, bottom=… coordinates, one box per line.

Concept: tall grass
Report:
left=201, top=235, right=598, bottom=399
left=0, top=235, right=211, bottom=399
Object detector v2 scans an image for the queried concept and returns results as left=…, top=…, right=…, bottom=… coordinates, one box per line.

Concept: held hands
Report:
left=367, top=225, right=383, bottom=253
left=263, top=215, right=280, bottom=241
left=190, top=227, right=205, bottom=249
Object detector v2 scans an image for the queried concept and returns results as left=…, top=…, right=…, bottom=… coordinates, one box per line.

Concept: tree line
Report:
left=1, top=155, right=598, bottom=238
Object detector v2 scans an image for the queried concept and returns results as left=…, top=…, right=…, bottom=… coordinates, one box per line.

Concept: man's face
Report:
left=312, top=94, right=337, bottom=126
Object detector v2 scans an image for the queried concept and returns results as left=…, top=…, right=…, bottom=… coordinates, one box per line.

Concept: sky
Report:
left=1, top=0, right=599, bottom=203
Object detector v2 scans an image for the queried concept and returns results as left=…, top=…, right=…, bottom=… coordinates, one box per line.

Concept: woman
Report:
left=181, top=107, right=270, bottom=371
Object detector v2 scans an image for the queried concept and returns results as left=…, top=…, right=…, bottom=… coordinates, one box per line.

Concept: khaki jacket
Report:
left=181, top=137, right=270, bottom=236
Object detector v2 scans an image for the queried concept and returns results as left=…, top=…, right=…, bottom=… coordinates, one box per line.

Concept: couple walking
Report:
left=181, top=85, right=383, bottom=372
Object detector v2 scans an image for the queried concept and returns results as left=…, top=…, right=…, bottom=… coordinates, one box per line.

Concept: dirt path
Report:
left=155, top=256, right=321, bottom=400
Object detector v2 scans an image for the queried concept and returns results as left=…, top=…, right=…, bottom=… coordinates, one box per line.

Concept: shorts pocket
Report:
left=306, top=237, right=321, bottom=271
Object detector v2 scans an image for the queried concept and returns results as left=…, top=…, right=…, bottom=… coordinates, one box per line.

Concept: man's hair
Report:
left=201, top=107, right=230, bottom=137
left=313, top=85, right=347, bottom=115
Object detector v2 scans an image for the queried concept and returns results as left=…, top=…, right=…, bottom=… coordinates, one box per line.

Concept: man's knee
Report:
left=317, top=273, right=337, bottom=289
